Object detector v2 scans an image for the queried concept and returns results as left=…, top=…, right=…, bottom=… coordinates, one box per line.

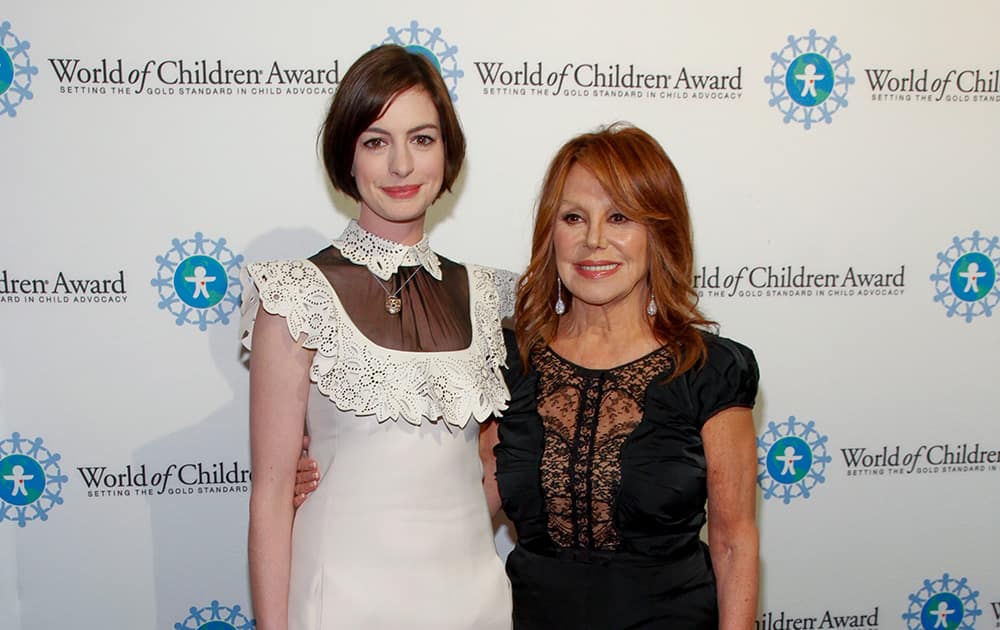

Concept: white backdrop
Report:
left=2, top=2, right=998, bottom=629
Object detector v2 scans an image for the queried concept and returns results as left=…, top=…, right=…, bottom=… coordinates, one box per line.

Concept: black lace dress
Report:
left=495, top=329, right=759, bottom=629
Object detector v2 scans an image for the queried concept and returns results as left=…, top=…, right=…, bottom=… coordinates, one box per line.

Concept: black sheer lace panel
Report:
left=534, top=346, right=674, bottom=550
left=308, top=246, right=472, bottom=353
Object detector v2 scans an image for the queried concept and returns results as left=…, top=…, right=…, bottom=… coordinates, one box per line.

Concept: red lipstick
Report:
left=573, top=260, right=621, bottom=280
left=382, top=185, right=421, bottom=199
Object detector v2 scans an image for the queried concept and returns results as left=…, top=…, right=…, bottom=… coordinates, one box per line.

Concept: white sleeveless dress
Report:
left=241, top=250, right=514, bottom=630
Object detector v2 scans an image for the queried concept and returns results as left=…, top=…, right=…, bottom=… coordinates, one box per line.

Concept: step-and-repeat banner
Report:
left=3, top=2, right=998, bottom=628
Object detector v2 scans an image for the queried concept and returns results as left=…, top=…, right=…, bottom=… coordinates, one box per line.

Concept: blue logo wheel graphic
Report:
left=931, top=230, right=1000, bottom=322
left=152, top=233, right=244, bottom=331
left=0, top=21, right=39, bottom=118
left=174, top=600, right=255, bottom=630
left=765, top=436, right=812, bottom=484
left=0, top=433, right=67, bottom=527
left=765, top=29, right=854, bottom=129
left=757, top=416, right=831, bottom=504
left=379, top=20, right=463, bottom=101
left=903, top=573, right=982, bottom=630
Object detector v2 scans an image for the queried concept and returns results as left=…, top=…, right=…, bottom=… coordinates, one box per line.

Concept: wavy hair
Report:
left=514, top=123, right=715, bottom=376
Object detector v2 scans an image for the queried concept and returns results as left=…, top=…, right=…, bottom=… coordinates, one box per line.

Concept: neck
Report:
left=552, top=290, right=661, bottom=369
left=357, top=206, right=426, bottom=245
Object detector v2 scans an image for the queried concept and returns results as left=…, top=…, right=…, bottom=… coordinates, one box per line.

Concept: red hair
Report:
left=514, top=123, right=714, bottom=376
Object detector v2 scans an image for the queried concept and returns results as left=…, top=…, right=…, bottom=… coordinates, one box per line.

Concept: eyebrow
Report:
left=364, top=123, right=440, bottom=135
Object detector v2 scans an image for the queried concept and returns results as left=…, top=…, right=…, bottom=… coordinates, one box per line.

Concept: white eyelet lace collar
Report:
left=331, top=220, right=442, bottom=281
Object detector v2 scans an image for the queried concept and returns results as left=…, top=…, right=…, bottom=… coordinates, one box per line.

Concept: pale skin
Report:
left=296, top=163, right=758, bottom=628
left=250, top=86, right=445, bottom=630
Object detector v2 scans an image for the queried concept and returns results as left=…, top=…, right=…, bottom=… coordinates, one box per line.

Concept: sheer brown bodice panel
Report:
left=308, top=246, right=471, bottom=353
left=533, top=346, right=674, bottom=550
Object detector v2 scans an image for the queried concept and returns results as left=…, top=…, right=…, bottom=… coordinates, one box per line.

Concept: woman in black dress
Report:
left=481, top=123, right=759, bottom=629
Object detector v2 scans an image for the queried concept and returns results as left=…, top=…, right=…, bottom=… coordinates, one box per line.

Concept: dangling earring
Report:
left=646, top=296, right=657, bottom=317
left=554, top=277, right=567, bottom=315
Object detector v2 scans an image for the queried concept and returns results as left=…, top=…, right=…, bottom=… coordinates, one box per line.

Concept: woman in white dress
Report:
left=243, top=45, right=514, bottom=630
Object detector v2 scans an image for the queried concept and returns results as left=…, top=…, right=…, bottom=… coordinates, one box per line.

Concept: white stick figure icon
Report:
left=931, top=600, right=955, bottom=628
left=959, top=262, right=986, bottom=294
left=3, top=464, right=34, bottom=496
left=796, top=63, right=825, bottom=98
left=185, top=266, right=216, bottom=299
left=776, top=446, right=803, bottom=476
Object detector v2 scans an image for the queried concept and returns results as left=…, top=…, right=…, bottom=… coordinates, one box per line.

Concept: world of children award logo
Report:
left=0, top=21, right=38, bottom=118
left=151, top=233, right=244, bottom=331
left=0, top=433, right=68, bottom=527
left=765, top=29, right=855, bottom=129
left=930, top=230, right=999, bottom=322
left=757, top=415, right=832, bottom=504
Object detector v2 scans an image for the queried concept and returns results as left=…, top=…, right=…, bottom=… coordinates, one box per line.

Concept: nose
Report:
left=585, top=220, right=606, bottom=250
left=389, top=143, right=414, bottom=178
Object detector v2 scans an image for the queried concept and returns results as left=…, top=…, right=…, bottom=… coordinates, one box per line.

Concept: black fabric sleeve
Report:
left=689, top=333, right=760, bottom=427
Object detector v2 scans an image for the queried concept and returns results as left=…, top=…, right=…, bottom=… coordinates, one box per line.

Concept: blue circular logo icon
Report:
left=0, top=433, right=67, bottom=527
left=903, top=572, right=982, bottom=630
left=785, top=53, right=834, bottom=107
left=757, top=416, right=831, bottom=504
left=948, top=252, right=995, bottom=302
left=0, top=453, right=45, bottom=506
left=0, top=47, right=13, bottom=95
left=151, top=233, right=243, bottom=331
left=380, top=21, right=463, bottom=101
left=931, top=230, right=1000, bottom=322
left=0, top=21, right=39, bottom=118
left=920, top=592, right=963, bottom=630
left=175, top=600, right=254, bottom=630
left=173, top=255, right=229, bottom=309
left=765, top=30, right=855, bottom=129
left=765, top=436, right=812, bottom=484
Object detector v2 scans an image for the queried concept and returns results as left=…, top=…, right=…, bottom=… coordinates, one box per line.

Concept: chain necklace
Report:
left=374, top=266, right=422, bottom=315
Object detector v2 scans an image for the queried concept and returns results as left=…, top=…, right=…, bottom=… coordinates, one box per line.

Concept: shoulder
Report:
left=502, top=328, right=522, bottom=372
left=497, top=328, right=538, bottom=417
left=307, top=244, right=349, bottom=269
left=243, top=257, right=329, bottom=297
left=240, top=257, right=337, bottom=348
left=686, top=331, right=759, bottom=425
left=646, top=331, right=759, bottom=427
left=699, top=331, right=758, bottom=379
left=462, top=263, right=519, bottom=320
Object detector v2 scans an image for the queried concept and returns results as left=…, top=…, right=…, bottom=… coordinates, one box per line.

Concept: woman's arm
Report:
left=479, top=419, right=502, bottom=517
left=703, top=407, right=759, bottom=630
left=248, top=308, right=313, bottom=630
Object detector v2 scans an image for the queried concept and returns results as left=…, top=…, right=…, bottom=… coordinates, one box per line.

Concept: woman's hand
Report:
left=294, top=435, right=319, bottom=508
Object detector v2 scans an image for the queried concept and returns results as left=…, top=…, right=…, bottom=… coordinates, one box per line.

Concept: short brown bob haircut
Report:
left=320, top=45, right=466, bottom=201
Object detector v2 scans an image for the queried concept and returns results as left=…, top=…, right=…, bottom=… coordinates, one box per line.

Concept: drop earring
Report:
left=554, top=277, right=566, bottom=315
left=646, top=296, right=657, bottom=317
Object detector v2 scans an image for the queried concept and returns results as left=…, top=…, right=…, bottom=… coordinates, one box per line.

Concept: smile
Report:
left=574, top=261, right=621, bottom=279
left=382, top=185, right=421, bottom=199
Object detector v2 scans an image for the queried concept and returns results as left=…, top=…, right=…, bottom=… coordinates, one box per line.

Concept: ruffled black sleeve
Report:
left=688, top=333, right=759, bottom=427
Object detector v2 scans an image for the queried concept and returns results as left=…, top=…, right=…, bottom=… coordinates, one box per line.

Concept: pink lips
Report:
left=573, top=260, right=621, bottom=280
left=382, top=185, right=421, bottom=199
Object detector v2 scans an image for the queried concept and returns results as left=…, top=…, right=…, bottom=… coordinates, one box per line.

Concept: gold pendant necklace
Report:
left=375, top=267, right=422, bottom=315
